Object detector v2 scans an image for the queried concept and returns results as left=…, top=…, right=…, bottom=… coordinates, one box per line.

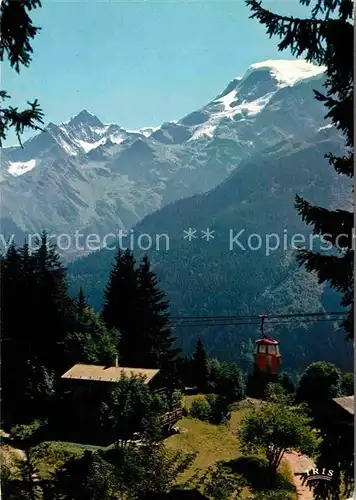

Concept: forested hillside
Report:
left=68, top=130, right=352, bottom=374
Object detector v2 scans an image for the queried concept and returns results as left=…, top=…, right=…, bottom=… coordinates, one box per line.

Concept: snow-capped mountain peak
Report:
left=48, top=113, right=134, bottom=156
left=1, top=59, right=334, bottom=259
left=244, top=59, right=326, bottom=88
left=186, top=59, right=326, bottom=142
left=65, top=110, right=104, bottom=128
left=213, top=59, right=325, bottom=110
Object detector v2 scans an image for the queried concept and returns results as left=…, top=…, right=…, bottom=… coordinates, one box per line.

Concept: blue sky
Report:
left=4, top=0, right=309, bottom=145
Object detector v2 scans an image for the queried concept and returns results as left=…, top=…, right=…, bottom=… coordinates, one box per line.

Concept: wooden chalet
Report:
left=60, top=360, right=183, bottom=442
left=312, top=394, right=354, bottom=428
left=61, top=363, right=159, bottom=387
left=329, top=396, right=354, bottom=500
left=330, top=395, right=354, bottom=426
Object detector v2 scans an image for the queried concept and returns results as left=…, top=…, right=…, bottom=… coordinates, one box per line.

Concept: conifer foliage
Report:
left=102, top=249, right=179, bottom=369
left=247, top=0, right=354, bottom=338
left=192, top=337, right=209, bottom=393
left=66, top=301, right=117, bottom=367
left=1, top=234, right=71, bottom=423
left=137, top=255, right=179, bottom=368
left=0, top=0, right=44, bottom=145
left=76, top=286, right=86, bottom=317
left=1, top=233, right=117, bottom=426
left=102, top=248, right=140, bottom=365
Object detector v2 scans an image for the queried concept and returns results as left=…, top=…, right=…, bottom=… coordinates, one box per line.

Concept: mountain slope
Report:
left=67, top=127, right=352, bottom=373
left=1, top=60, right=330, bottom=259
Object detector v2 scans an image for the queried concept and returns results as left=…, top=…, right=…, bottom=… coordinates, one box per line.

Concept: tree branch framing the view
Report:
left=0, top=0, right=44, bottom=146
left=247, top=0, right=354, bottom=339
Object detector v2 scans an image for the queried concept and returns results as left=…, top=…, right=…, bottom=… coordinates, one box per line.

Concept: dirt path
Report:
left=284, top=451, right=315, bottom=500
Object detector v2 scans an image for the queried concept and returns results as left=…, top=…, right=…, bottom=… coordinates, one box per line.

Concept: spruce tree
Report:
left=76, top=286, right=86, bottom=317
left=1, top=235, right=73, bottom=423
left=247, top=0, right=354, bottom=338
left=1, top=243, right=28, bottom=423
left=2, top=242, right=44, bottom=421
left=102, top=248, right=140, bottom=365
left=31, top=232, right=72, bottom=373
left=0, top=0, right=44, bottom=145
left=137, top=255, right=180, bottom=369
left=192, top=337, right=209, bottom=393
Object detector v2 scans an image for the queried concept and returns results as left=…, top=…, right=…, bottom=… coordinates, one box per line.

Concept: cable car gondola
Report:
left=254, top=314, right=282, bottom=374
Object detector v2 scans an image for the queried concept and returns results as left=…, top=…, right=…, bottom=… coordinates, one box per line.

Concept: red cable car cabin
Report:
left=254, top=336, right=282, bottom=374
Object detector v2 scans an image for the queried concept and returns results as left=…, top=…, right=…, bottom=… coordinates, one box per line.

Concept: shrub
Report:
left=189, top=395, right=231, bottom=425
left=264, top=382, right=292, bottom=404
left=189, top=397, right=212, bottom=421
left=202, top=463, right=245, bottom=499
left=206, top=394, right=231, bottom=425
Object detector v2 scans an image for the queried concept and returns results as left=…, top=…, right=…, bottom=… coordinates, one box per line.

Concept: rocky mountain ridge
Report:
left=1, top=59, right=331, bottom=259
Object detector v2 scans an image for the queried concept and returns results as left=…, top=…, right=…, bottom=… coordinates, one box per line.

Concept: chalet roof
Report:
left=332, top=395, right=354, bottom=415
left=61, top=363, right=159, bottom=384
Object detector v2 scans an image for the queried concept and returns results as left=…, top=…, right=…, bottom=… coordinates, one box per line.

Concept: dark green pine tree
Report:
left=76, top=286, right=87, bottom=318
left=1, top=235, right=72, bottom=424
left=247, top=0, right=353, bottom=339
left=1, top=243, right=29, bottom=423
left=192, top=337, right=209, bottom=393
left=2, top=242, right=45, bottom=422
left=31, top=232, right=72, bottom=373
left=0, top=0, right=44, bottom=145
left=137, top=255, right=180, bottom=369
left=102, top=248, right=140, bottom=365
